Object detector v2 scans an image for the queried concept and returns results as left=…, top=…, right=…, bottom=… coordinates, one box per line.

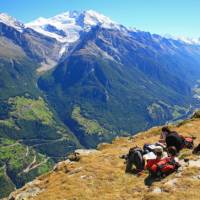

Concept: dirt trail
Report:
left=25, top=146, right=29, bottom=157
left=23, top=156, right=37, bottom=173
left=22, top=156, right=49, bottom=174
left=2, top=142, right=19, bottom=147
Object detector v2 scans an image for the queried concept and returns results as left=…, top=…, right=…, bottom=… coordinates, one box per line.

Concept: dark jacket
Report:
left=166, top=132, right=184, bottom=152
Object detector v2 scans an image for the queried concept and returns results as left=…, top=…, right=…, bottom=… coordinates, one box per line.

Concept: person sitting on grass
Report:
left=159, top=126, right=185, bottom=153
left=159, top=126, right=171, bottom=143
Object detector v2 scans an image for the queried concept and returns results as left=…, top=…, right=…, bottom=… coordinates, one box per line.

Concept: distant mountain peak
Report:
left=82, top=10, right=117, bottom=27
left=176, top=36, right=200, bottom=45
left=0, top=13, right=24, bottom=32
left=164, top=34, right=200, bottom=45
left=26, top=10, right=122, bottom=43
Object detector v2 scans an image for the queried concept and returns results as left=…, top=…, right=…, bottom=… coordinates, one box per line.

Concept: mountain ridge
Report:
left=25, top=10, right=200, bottom=46
left=0, top=13, right=24, bottom=32
left=1, top=10, right=200, bottom=48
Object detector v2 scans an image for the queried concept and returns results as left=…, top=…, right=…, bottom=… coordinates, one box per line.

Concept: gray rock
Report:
left=152, top=187, right=162, bottom=193
left=13, top=187, right=43, bottom=200
left=75, top=149, right=100, bottom=155
left=68, top=167, right=82, bottom=175
left=192, top=174, right=200, bottom=180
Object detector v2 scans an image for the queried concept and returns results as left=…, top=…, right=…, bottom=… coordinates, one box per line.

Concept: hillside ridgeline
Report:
left=8, top=111, right=200, bottom=200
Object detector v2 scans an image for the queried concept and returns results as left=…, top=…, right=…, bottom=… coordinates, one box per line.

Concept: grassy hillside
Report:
left=70, top=106, right=115, bottom=148
left=0, top=96, right=81, bottom=159
left=10, top=112, right=200, bottom=200
left=0, top=137, right=54, bottom=198
left=72, top=106, right=107, bottom=135
left=0, top=96, right=81, bottom=198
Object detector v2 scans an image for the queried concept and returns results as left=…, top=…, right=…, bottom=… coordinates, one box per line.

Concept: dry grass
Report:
left=12, top=119, right=200, bottom=200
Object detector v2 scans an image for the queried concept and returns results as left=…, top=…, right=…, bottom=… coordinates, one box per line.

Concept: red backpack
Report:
left=148, top=157, right=180, bottom=177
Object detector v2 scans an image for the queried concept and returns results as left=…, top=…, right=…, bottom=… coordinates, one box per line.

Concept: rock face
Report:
left=0, top=19, right=62, bottom=68
left=75, top=149, right=100, bottom=155
left=8, top=180, right=44, bottom=200
left=9, top=116, right=200, bottom=200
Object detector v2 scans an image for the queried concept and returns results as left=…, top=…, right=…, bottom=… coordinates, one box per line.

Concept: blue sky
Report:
left=0, top=0, right=200, bottom=38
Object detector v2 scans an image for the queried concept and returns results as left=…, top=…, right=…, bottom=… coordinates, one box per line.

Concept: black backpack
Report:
left=125, top=147, right=145, bottom=173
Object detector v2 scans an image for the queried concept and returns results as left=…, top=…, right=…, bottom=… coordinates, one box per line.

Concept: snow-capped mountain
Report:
left=175, top=36, right=200, bottom=45
left=26, top=10, right=124, bottom=44
left=164, top=34, right=200, bottom=45
left=0, top=12, right=63, bottom=72
left=1, top=10, right=200, bottom=47
left=0, top=13, right=24, bottom=32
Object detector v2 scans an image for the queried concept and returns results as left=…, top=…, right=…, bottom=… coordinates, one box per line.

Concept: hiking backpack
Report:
left=125, top=147, right=145, bottom=172
left=149, top=157, right=180, bottom=178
